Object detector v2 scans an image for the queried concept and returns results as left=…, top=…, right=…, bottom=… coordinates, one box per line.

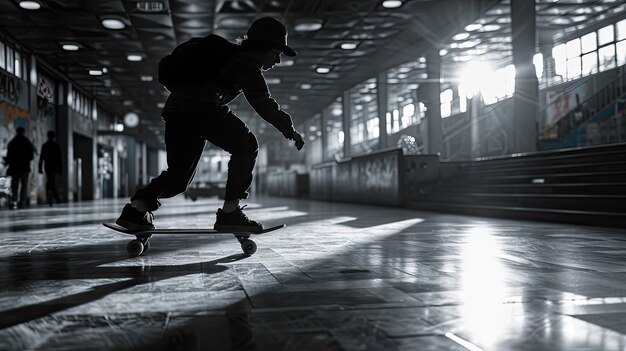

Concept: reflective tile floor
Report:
left=1, top=195, right=626, bottom=350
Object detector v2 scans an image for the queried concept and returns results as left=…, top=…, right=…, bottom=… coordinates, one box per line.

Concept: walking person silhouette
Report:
left=39, top=130, right=63, bottom=206
left=5, top=127, right=35, bottom=209
left=116, top=17, right=304, bottom=231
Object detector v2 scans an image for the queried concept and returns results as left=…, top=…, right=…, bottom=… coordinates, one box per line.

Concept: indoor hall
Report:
left=1, top=0, right=626, bottom=350
left=2, top=196, right=626, bottom=351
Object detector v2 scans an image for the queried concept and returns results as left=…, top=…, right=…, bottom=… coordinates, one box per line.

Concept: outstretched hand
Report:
left=291, top=130, right=305, bottom=150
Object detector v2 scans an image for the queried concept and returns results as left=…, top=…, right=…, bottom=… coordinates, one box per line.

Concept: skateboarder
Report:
left=116, top=17, right=304, bottom=232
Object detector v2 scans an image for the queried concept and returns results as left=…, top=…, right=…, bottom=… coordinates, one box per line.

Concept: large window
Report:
left=386, top=58, right=425, bottom=132
left=349, top=78, right=377, bottom=144
left=553, top=19, right=625, bottom=82
left=0, top=38, right=27, bottom=80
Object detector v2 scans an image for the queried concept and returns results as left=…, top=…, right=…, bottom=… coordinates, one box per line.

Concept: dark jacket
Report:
left=39, top=140, right=63, bottom=174
left=6, top=134, right=35, bottom=175
left=161, top=49, right=295, bottom=138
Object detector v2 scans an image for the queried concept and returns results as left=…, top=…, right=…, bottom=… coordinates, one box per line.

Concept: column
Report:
left=425, top=45, right=442, bottom=155
left=511, top=0, right=539, bottom=153
left=342, top=90, right=352, bottom=158
left=377, top=72, right=389, bottom=149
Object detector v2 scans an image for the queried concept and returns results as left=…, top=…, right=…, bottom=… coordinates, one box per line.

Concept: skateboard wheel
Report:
left=142, top=240, right=150, bottom=253
left=127, top=240, right=144, bottom=257
left=240, top=239, right=257, bottom=255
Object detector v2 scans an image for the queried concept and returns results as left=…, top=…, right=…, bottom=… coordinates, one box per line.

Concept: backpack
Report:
left=158, top=34, right=239, bottom=90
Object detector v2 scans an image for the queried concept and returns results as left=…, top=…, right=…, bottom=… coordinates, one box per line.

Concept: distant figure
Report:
left=116, top=17, right=304, bottom=231
left=6, top=127, right=35, bottom=209
left=39, top=130, right=63, bottom=206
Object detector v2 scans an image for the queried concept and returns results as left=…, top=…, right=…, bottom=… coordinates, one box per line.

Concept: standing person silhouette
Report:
left=39, top=130, right=63, bottom=206
left=6, top=126, right=35, bottom=209
left=116, top=17, right=304, bottom=231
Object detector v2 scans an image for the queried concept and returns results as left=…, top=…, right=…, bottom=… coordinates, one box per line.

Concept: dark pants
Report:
left=131, top=108, right=258, bottom=211
left=10, top=171, right=29, bottom=206
left=44, top=170, right=60, bottom=203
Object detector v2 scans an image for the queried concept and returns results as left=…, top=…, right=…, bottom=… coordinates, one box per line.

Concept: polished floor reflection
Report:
left=1, top=196, right=626, bottom=350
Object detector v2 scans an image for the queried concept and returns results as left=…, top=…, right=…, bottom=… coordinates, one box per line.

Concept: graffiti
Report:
left=37, top=77, right=54, bottom=101
left=0, top=71, right=22, bottom=104
left=0, top=102, right=30, bottom=123
left=362, top=156, right=397, bottom=191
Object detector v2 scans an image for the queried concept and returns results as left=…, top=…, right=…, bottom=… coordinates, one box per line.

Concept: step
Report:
left=445, top=171, right=626, bottom=185
left=458, top=151, right=626, bottom=171
left=440, top=183, right=626, bottom=195
left=405, top=200, right=626, bottom=228
left=457, top=161, right=626, bottom=177
left=416, top=193, right=626, bottom=212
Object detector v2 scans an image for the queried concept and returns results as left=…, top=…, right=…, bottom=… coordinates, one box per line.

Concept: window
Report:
left=458, top=84, right=468, bottom=113
left=598, top=44, right=616, bottom=71
left=581, top=52, right=598, bottom=75
left=440, top=89, right=453, bottom=118
left=567, top=57, right=582, bottom=79
left=552, top=43, right=567, bottom=77
left=617, top=40, right=626, bottom=66
left=566, top=38, right=581, bottom=59
left=0, top=41, right=5, bottom=69
left=6, top=46, right=13, bottom=74
left=617, top=19, right=626, bottom=41
left=14, top=51, right=21, bottom=78
left=366, top=118, right=379, bottom=139
left=581, top=32, right=597, bottom=53
left=533, top=52, right=543, bottom=78
left=598, top=24, right=614, bottom=46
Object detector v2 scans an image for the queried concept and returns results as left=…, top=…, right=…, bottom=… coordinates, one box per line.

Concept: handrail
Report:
left=544, top=68, right=626, bottom=142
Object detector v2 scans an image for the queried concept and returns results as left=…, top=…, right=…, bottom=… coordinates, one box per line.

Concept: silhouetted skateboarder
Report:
left=116, top=17, right=305, bottom=232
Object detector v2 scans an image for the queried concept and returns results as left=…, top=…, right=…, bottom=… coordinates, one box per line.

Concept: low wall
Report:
left=310, top=148, right=404, bottom=206
left=266, top=171, right=309, bottom=197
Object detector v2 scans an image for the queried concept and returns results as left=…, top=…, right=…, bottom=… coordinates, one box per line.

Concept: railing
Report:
left=541, top=68, right=626, bottom=143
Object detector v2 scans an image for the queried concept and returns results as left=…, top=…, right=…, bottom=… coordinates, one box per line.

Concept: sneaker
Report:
left=214, top=205, right=263, bottom=232
left=116, top=204, right=155, bottom=231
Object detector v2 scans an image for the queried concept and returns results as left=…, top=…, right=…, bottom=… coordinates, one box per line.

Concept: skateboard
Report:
left=103, top=223, right=285, bottom=257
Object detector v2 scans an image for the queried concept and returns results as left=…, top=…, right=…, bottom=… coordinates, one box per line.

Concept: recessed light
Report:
left=156, top=102, right=165, bottom=108
left=341, top=42, right=358, bottom=50
left=316, top=66, right=331, bottom=74
left=19, top=1, right=41, bottom=10
left=140, top=75, right=153, bottom=81
left=300, top=83, right=312, bottom=90
left=382, top=0, right=402, bottom=9
left=266, top=78, right=281, bottom=84
left=464, top=23, right=482, bottom=31
left=101, top=18, right=126, bottom=30
left=127, top=54, right=143, bottom=62
left=452, top=32, right=470, bottom=40
left=439, top=49, right=448, bottom=56
left=89, top=70, right=103, bottom=76
left=294, top=19, right=322, bottom=32
left=61, top=43, right=80, bottom=51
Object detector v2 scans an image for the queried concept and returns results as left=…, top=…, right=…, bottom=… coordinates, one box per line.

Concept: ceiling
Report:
left=0, top=0, right=623, bottom=143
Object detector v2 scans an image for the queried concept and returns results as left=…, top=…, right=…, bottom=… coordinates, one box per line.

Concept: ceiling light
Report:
left=439, top=49, right=448, bottom=56
left=452, top=32, right=470, bottom=40
left=316, top=66, right=331, bottom=74
left=289, top=95, right=299, bottom=101
left=127, top=54, right=143, bottom=62
left=19, top=1, right=41, bottom=10
left=266, top=78, right=281, bottom=84
left=464, top=23, right=482, bottom=31
left=61, top=43, right=80, bottom=51
left=89, top=70, right=103, bottom=76
left=156, top=102, right=165, bottom=108
left=279, top=59, right=295, bottom=66
left=300, top=83, right=312, bottom=90
left=341, top=42, right=358, bottom=50
left=140, top=75, right=153, bottom=81
left=102, top=68, right=108, bottom=73
left=480, top=24, right=501, bottom=31
left=294, top=19, right=323, bottom=32
left=101, top=17, right=126, bottom=30
left=382, top=0, right=403, bottom=8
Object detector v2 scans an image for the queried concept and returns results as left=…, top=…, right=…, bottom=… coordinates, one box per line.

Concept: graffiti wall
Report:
left=309, top=148, right=403, bottom=206
left=0, top=69, right=30, bottom=179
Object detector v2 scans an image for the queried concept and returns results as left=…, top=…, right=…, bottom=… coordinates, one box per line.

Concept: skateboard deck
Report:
left=103, top=223, right=285, bottom=257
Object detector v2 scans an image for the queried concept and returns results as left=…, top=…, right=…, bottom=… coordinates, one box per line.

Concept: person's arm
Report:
left=234, top=64, right=304, bottom=149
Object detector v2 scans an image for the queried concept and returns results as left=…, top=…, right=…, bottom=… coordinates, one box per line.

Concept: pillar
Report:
left=511, top=0, right=539, bottom=153
left=377, top=72, right=389, bottom=149
left=342, top=90, right=352, bottom=158
left=425, top=45, right=442, bottom=155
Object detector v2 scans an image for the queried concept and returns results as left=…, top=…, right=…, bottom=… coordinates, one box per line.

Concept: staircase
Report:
left=406, top=143, right=626, bottom=228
